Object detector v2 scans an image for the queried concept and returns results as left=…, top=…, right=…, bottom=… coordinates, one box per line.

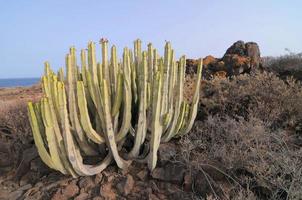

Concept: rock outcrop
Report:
left=186, top=40, right=262, bottom=78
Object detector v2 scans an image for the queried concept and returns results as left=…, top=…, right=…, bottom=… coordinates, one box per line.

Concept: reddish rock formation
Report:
left=186, top=40, right=262, bottom=78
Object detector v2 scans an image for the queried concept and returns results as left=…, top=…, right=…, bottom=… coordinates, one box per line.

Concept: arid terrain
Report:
left=1, top=41, right=302, bottom=200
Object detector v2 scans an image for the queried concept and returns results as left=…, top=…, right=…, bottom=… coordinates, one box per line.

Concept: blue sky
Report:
left=0, top=0, right=301, bottom=78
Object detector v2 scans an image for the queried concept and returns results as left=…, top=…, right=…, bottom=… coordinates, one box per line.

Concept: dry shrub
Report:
left=262, top=53, right=302, bottom=81
left=0, top=100, right=32, bottom=141
left=180, top=71, right=302, bottom=199
left=0, top=100, right=33, bottom=172
left=199, top=71, right=302, bottom=131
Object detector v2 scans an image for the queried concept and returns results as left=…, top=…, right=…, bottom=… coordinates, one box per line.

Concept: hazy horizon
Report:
left=1, top=0, right=301, bottom=78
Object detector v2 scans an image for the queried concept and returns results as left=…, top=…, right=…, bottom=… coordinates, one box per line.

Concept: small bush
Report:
left=0, top=100, right=33, bottom=172
left=262, top=53, right=302, bottom=81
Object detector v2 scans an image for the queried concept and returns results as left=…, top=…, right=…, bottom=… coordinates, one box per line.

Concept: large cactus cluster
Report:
left=27, top=39, right=203, bottom=177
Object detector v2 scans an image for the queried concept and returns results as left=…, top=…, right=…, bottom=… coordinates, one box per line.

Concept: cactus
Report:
left=28, top=38, right=203, bottom=177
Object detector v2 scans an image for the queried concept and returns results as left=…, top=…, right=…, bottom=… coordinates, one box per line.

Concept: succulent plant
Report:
left=28, top=39, right=203, bottom=177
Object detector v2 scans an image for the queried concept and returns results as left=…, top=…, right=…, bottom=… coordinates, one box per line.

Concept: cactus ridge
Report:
left=28, top=39, right=203, bottom=177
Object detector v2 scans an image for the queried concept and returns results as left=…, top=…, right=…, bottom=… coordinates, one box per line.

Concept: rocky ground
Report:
left=0, top=85, right=217, bottom=200
left=1, top=41, right=302, bottom=200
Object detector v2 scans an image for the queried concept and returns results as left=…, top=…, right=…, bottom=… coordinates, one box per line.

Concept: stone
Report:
left=30, top=157, right=50, bottom=175
left=115, top=174, right=134, bottom=196
left=136, top=169, right=148, bottom=181
left=8, top=190, right=24, bottom=200
left=203, top=55, right=218, bottom=66
left=151, top=162, right=186, bottom=184
left=185, top=40, right=261, bottom=78
left=74, top=192, right=89, bottom=200
left=225, top=40, right=246, bottom=56
left=183, top=173, right=192, bottom=191
left=223, top=54, right=251, bottom=75
left=78, top=176, right=95, bottom=192
left=92, top=197, right=104, bottom=200
left=150, top=180, right=160, bottom=193
left=62, top=182, right=79, bottom=198
left=99, top=182, right=116, bottom=200
left=52, top=181, right=79, bottom=200
left=246, top=42, right=261, bottom=68
left=223, top=40, right=261, bottom=75
left=148, top=194, right=160, bottom=200
left=158, top=143, right=177, bottom=161
left=15, top=147, right=38, bottom=180
left=94, top=173, right=103, bottom=184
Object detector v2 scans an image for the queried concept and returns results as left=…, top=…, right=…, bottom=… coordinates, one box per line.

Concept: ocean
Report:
left=0, top=78, right=40, bottom=88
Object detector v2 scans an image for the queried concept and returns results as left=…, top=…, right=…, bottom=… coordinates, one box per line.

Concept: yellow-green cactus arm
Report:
left=28, top=102, right=55, bottom=169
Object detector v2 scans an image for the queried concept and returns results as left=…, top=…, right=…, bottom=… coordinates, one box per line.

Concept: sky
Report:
left=0, top=0, right=301, bottom=78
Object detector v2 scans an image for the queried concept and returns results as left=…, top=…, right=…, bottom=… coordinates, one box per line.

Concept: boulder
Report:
left=222, top=40, right=261, bottom=75
left=151, top=162, right=186, bottom=184
left=186, top=40, right=262, bottom=78
left=115, top=174, right=134, bottom=196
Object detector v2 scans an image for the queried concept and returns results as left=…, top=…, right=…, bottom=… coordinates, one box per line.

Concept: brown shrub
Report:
left=262, top=53, right=302, bottom=81
left=180, top=71, right=302, bottom=199
left=199, top=71, right=302, bottom=131
left=182, top=116, right=302, bottom=199
left=0, top=100, right=33, bottom=173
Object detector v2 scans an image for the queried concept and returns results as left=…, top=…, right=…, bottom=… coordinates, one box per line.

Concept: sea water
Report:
left=0, top=78, right=40, bottom=88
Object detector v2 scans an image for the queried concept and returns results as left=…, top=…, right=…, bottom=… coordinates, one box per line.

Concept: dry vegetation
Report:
left=262, top=52, right=302, bottom=81
left=179, top=71, right=302, bottom=199
left=0, top=68, right=302, bottom=199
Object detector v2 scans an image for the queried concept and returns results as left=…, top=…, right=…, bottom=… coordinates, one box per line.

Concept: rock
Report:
left=213, top=71, right=227, bottom=79
left=150, top=180, right=160, bottom=193
left=222, top=40, right=261, bottom=75
left=64, top=182, right=80, bottom=197
left=203, top=55, right=218, bottom=66
left=151, top=162, right=186, bottom=184
left=52, top=181, right=79, bottom=200
left=94, top=173, right=103, bottom=184
left=186, top=40, right=261, bottom=78
left=148, top=194, right=160, bottom=200
left=99, top=182, right=116, bottom=200
left=158, top=143, right=177, bottom=162
left=136, top=169, right=148, bottom=181
left=92, top=197, right=103, bottom=200
left=18, top=184, right=32, bottom=191
left=8, top=190, right=24, bottom=200
left=30, top=157, right=50, bottom=175
left=183, top=173, right=192, bottom=192
left=115, top=174, right=134, bottom=196
left=15, top=147, right=38, bottom=180
left=78, top=176, right=95, bottom=192
left=225, top=40, right=246, bottom=56
left=6, top=184, right=31, bottom=200
left=223, top=54, right=251, bottom=75
left=74, top=193, right=89, bottom=200
left=246, top=42, right=261, bottom=68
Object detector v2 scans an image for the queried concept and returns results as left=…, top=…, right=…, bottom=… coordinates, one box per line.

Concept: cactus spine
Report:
left=28, top=39, right=203, bottom=177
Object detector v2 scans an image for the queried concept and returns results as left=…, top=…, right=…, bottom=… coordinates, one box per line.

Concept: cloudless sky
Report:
left=0, top=0, right=301, bottom=78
